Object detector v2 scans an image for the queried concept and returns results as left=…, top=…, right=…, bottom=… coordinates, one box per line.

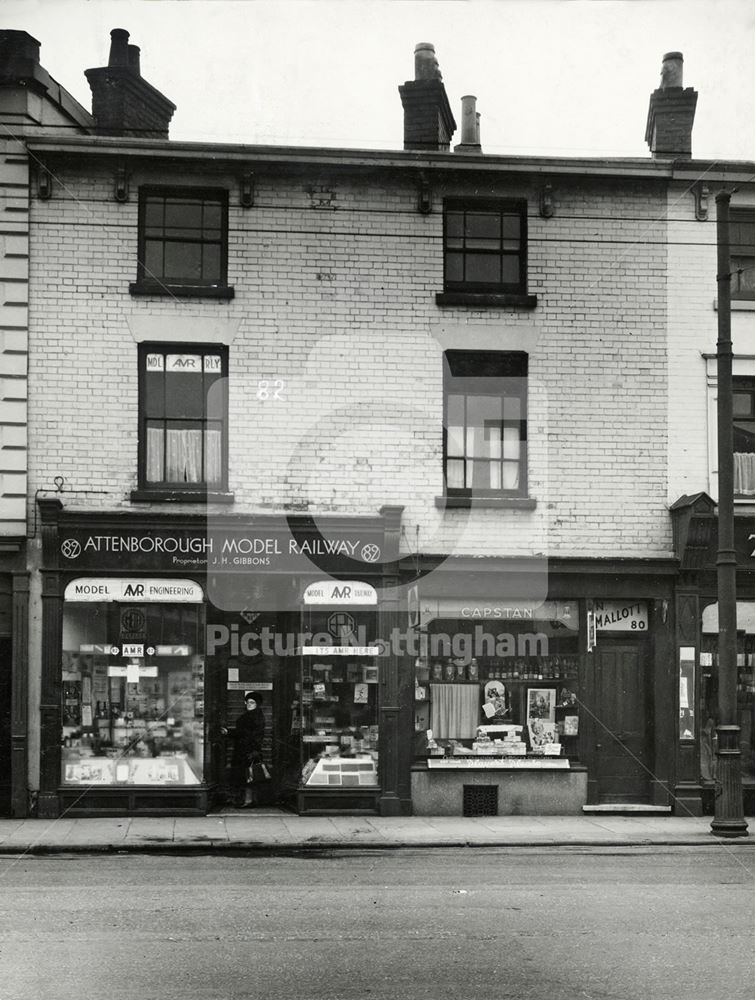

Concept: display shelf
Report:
left=62, top=753, right=201, bottom=785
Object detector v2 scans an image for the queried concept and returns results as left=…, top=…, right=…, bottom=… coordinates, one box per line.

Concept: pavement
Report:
left=0, top=810, right=753, bottom=853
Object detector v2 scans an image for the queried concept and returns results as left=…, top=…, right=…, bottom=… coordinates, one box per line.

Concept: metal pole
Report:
left=711, top=190, right=748, bottom=838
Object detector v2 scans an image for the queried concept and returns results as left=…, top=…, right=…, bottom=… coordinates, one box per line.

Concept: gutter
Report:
left=24, top=133, right=705, bottom=181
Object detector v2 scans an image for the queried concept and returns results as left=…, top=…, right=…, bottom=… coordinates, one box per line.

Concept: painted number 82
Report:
left=256, top=379, right=286, bottom=401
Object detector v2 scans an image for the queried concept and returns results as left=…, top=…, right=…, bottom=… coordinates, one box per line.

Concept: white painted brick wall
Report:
left=28, top=162, right=672, bottom=559
left=667, top=185, right=755, bottom=504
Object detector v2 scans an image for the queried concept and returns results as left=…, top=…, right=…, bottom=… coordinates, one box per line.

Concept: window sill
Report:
left=435, top=292, right=537, bottom=309
left=435, top=495, right=537, bottom=509
left=130, top=489, right=235, bottom=504
left=129, top=282, right=235, bottom=300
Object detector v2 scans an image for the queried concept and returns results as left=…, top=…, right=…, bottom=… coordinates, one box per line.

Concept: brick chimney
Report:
left=0, top=30, right=42, bottom=81
left=85, top=28, right=176, bottom=139
left=645, top=51, right=697, bottom=159
left=399, top=43, right=456, bottom=151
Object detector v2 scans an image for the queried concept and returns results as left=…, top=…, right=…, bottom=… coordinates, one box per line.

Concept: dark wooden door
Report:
left=594, top=642, right=651, bottom=803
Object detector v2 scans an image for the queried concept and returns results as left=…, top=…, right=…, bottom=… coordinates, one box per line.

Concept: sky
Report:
left=3, top=0, right=755, bottom=160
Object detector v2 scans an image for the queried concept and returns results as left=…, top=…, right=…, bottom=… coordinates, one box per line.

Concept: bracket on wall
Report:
left=539, top=182, right=554, bottom=219
left=37, top=165, right=52, bottom=200
left=113, top=162, right=129, bottom=203
left=693, top=182, right=709, bottom=221
left=417, top=172, right=432, bottom=215
left=240, top=171, right=255, bottom=208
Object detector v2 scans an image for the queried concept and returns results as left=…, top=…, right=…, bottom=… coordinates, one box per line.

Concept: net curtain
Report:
left=146, top=426, right=222, bottom=485
left=430, top=683, right=480, bottom=740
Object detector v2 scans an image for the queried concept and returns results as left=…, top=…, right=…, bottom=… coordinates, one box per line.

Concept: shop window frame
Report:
left=59, top=595, right=209, bottom=794
left=130, top=186, right=234, bottom=300
left=132, top=342, right=233, bottom=503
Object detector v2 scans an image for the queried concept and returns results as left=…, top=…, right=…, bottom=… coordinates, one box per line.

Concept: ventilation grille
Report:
left=463, top=784, right=498, bottom=817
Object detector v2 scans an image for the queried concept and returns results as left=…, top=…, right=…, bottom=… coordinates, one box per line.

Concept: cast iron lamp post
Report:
left=711, top=190, right=748, bottom=838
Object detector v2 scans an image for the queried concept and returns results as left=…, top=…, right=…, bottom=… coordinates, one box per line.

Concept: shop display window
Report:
left=61, top=599, right=205, bottom=787
left=413, top=618, right=581, bottom=764
left=294, top=609, right=379, bottom=788
left=699, top=614, right=755, bottom=782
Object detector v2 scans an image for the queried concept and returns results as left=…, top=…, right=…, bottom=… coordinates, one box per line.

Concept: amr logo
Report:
left=328, top=611, right=355, bottom=640
left=123, top=583, right=145, bottom=598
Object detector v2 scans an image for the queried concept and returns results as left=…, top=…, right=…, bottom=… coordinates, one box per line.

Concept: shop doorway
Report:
left=0, top=637, right=11, bottom=815
left=208, top=655, right=299, bottom=809
left=593, top=641, right=651, bottom=803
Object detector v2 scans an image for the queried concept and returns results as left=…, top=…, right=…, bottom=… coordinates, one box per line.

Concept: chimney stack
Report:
left=645, top=51, right=698, bottom=159
left=85, top=28, right=176, bottom=139
left=454, top=94, right=482, bottom=153
left=399, top=43, right=456, bottom=151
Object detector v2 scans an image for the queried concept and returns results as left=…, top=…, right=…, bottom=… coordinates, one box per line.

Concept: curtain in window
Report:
left=430, top=683, right=480, bottom=740
left=146, top=426, right=164, bottom=483
left=205, top=427, right=222, bottom=485
left=166, top=428, right=203, bottom=483
left=734, top=452, right=755, bottom=495
left=146, top=426, right=222, bottom=485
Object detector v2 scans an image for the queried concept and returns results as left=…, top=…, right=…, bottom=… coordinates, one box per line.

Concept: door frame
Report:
left=586, top=635, right=654, bottom=804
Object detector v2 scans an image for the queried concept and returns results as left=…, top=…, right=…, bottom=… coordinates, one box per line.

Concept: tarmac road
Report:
left=0, top=847, right=753, bottom=1000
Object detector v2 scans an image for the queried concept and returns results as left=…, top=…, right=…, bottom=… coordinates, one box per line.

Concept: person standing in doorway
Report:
left=223, top=691, right=265, bottom=808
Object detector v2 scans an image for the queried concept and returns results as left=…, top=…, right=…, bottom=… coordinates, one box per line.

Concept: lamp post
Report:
left=711, top=190, right=748, bottom=838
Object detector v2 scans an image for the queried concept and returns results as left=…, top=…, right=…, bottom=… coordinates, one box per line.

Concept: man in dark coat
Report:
left=226, top=691, right=265, bottom=807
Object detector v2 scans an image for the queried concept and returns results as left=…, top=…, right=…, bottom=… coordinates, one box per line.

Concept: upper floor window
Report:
left=733, top=377, right=755, bottom=496
left=131, top=188, right=233, bottom=299
left=730, top=209, right=755, bottom=301
left=136, top=344, right=228, bottom=498
left=443, top=351, right=528, bottom=497
left=443, top=199, right=528, bottom=295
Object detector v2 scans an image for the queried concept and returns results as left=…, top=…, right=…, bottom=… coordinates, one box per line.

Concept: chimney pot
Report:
left=660, top=51, right=684, bottom=89
left=108, top=28, right=130, bottom=68
left=414, top=42, right=441, bottom=81
left=454, top=95, right=482, bottom=153
left=127, top=44, right=141, bottom=75
left=460, top=95, right=477, bottom=144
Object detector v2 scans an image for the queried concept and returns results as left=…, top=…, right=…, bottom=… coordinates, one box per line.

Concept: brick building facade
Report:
left=2, top=29, right=753, bottom=818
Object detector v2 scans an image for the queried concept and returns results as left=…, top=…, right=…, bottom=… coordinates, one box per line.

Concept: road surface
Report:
left=0, top=846, right=753, bottom=1000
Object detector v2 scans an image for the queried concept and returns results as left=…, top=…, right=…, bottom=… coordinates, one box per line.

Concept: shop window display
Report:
left=414, top=618, right=581, bottom=764
left=292, top=609, right=379, bottom=789
left=61, top=599, right=205, bottom=787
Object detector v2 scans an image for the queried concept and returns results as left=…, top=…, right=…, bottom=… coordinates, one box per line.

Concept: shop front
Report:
left=406, top=557, right=676, bottom=816
left=671, top=493, right=755, bottom=816
left=36, top=500, right=405, bottom=818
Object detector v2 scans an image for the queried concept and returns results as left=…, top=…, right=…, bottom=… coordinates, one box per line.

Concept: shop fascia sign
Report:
left=64, top=578, right=204, bottom=603
left=303, top=580, right=378, bottom=605
left=58, top=525, right=383, bottom=571
left=593, top=600, right=648, bottom=632
left=412, top=597, right=578, bottom=629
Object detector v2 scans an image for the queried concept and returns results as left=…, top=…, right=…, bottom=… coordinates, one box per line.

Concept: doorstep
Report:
left=583, top=804, right=673, bottom=815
